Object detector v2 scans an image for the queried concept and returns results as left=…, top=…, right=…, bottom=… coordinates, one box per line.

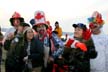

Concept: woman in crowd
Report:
left=64, top=23, right=97, bottom=72
left=23, top=27, right=44, bottom=72
left=72, top=23, right=97, bottom=72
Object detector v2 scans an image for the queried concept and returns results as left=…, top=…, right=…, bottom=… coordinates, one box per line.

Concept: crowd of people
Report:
left=0, top=10, right=108, bottom=72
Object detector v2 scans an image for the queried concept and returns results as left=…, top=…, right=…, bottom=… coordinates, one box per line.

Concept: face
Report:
left=13, top=19, right=20, bottom=27
left=17, top=26, right=24, bottom=33
left=90, top=24, right=101, bottom=34
left=26, top=29, right=34, bottom=40
left=74, top=27, right=83, bottom=38
left=37, top=24, right=46, bottom=34
left=55, top=23, right=59, bottom=28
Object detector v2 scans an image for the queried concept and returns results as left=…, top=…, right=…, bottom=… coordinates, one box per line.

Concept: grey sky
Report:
left=0, top=0, right=108, bottom=34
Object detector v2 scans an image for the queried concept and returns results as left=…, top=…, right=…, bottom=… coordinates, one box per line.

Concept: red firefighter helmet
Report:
left=10, top=12, right=24, bottom=26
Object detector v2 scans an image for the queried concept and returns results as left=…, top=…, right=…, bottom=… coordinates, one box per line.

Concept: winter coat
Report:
left=63, top=37, right=97, bottom=72
left=51, top=32, right=64, bottom=59
left=81, top=38, right=97, bottom=72
left=23, top=37, right=44, bottom=68
left=54, top=27, right=62, bottom=38
left=4, top=33, right=25, bottom=70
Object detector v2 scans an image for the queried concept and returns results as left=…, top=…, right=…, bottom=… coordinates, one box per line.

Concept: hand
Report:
left=58, top=55, right=63, bottom=59
left=83, top=29, right=91, bottom=40
left=7, top=33, right=14, bottom=40
left=48, top=56, right=54, bottom=62
left=23, top=56, right=28, bottom=62
left=75, top=42, right=87, bottom=52
left=0, top=41, right=2, bottom=43
left=65, top=38, right=74, bottom=48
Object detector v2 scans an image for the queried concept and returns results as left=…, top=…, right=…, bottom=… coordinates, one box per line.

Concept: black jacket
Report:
left=63, top=38, right=97, bottom=72
left=4, top=33, right=25, bottom=71
left=23, top=37, right=44, bottom=68
left=77, top=38, right=97, bottom=72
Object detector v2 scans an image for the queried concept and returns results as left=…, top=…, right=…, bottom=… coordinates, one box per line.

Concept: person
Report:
left=51, top=30, right=64, bottom=72
left=4, top=22, right=27, bottom=72
left=46, top=21, right=52, bottom=38
left=71, top=23, right=97, bottom=72
left=0, top=26, right=3, bottom=71
left=62, top=22, right=97, bottom=72
left=45, top=22, right=64, bottom=72
left=88, top=11, right=108, bottom=72
left=30, top=10, right=50, bottom=72
left=2, top=12, right=25, bottom=45
left=54, top=21, right=62, bottom=38
left=23, top=27, right=41, bottom=72
left=51, top=22, right=87, bottom=72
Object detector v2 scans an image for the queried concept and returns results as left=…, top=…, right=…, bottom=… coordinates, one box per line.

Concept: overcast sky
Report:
left=0, top=0, right=108, bottom=34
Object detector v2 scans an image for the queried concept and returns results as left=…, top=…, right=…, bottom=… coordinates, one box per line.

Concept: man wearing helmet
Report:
left=3, top=12, right=25, bottom=44
left=3, top=12, right=25, bottom=72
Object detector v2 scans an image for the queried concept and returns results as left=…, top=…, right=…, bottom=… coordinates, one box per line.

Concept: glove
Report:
left=83, top=29, right=91, bottom=40
left=75, top=42, right=87, bottom=52
left=65, top=38, right=74, bottom=48
left=65, top=38, right=87, bottom=52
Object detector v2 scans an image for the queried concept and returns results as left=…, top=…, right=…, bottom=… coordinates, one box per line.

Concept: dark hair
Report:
left=23, top=29, right=34, bottom=42
left=23, top=30, right=27, bottom=41
left=32, top=26, right=38, bottom=32
left=55, top=21, right=59, bottom=24
left=32, top=24, right=48, bottom=32
left=10, top=18, right=25, bottom=26
left=20, top=22, right=30, bottom=27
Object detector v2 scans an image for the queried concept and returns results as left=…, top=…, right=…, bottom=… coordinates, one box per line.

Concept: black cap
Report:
left=72, top=23, right=87, bottom=31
